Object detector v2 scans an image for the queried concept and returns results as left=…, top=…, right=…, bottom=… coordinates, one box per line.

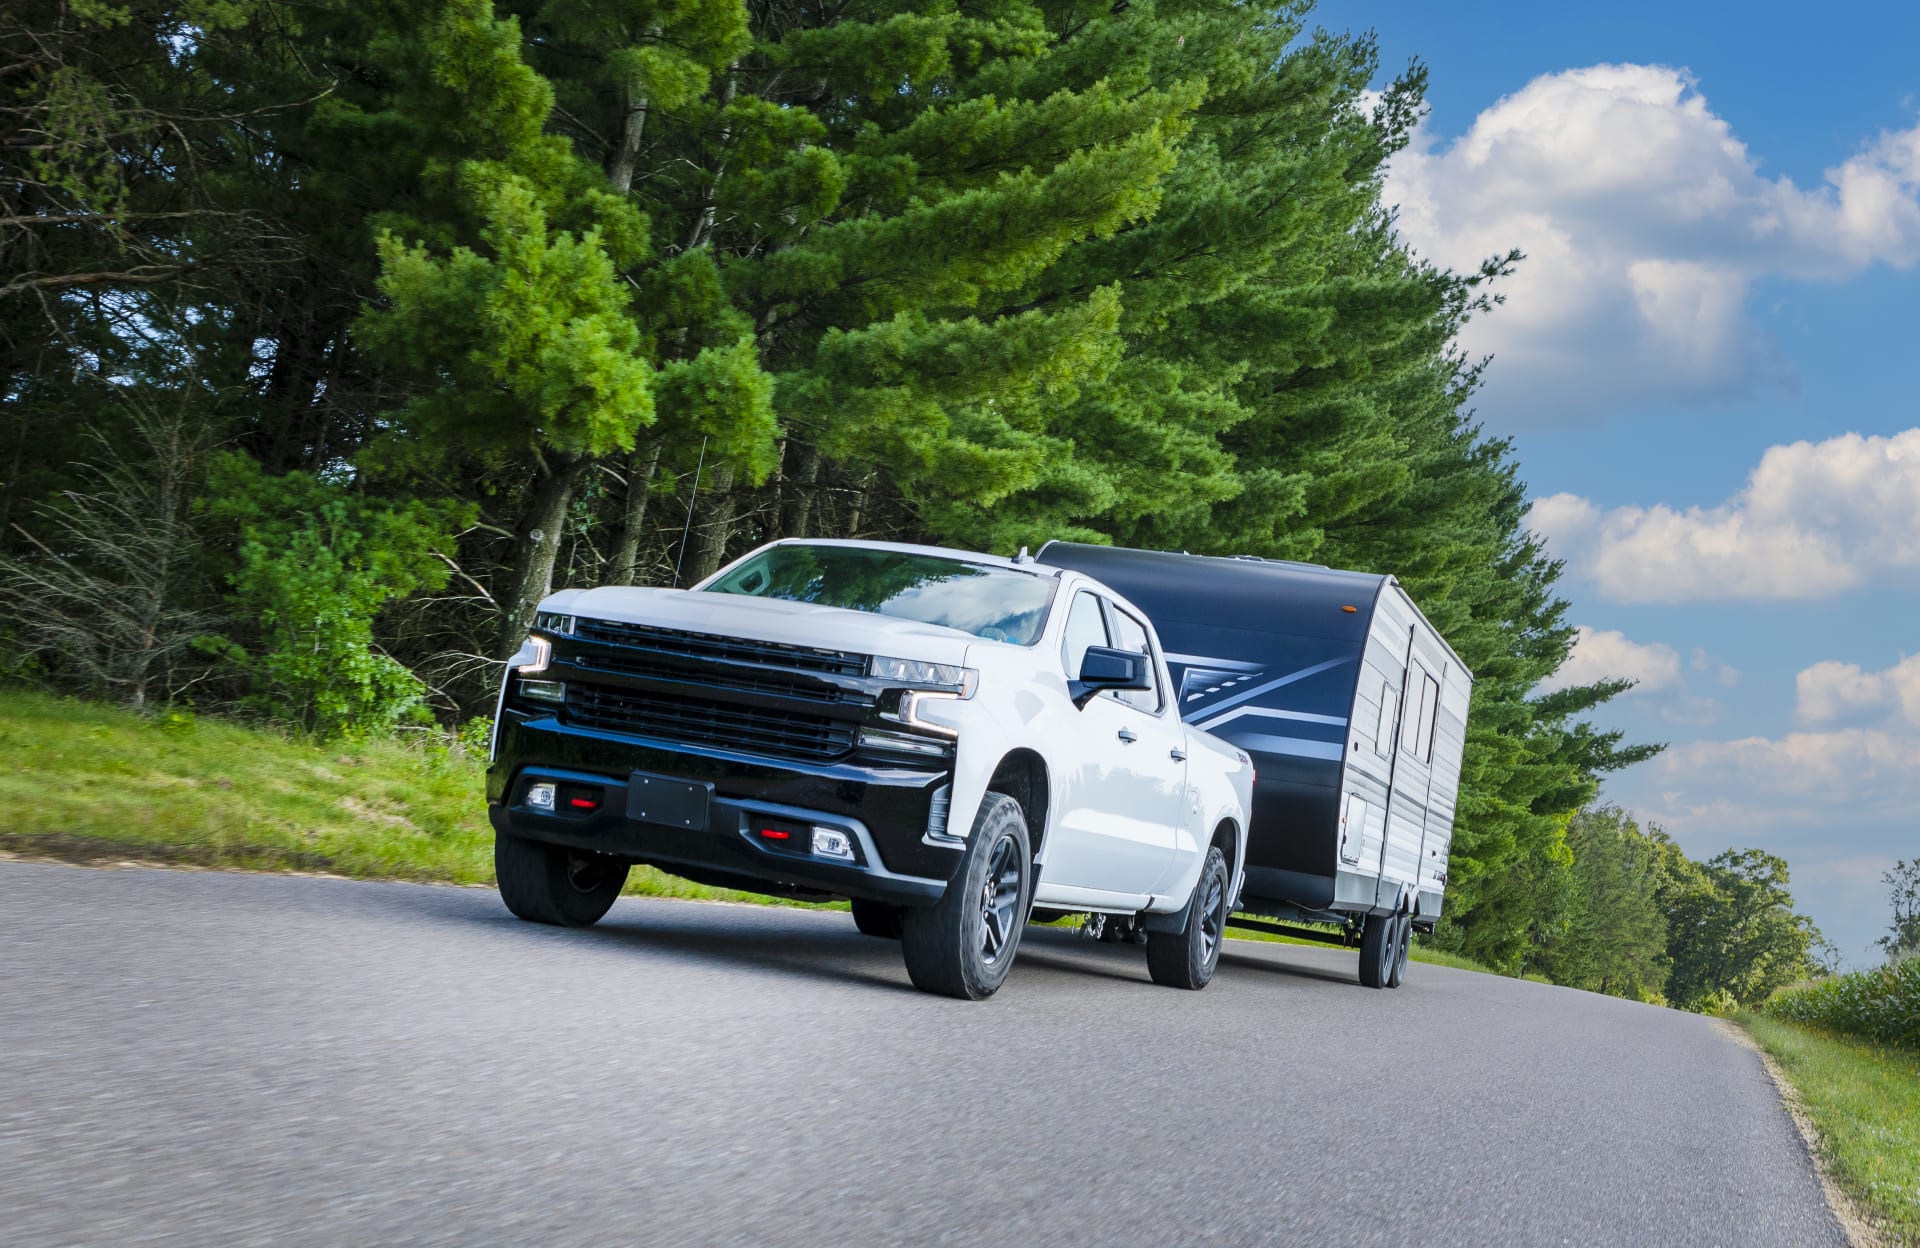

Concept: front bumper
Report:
left=488, top=712, right=960, bottom=906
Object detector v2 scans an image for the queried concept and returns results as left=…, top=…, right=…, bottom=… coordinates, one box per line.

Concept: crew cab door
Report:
left=1042, top=591, right=1186, bottom=897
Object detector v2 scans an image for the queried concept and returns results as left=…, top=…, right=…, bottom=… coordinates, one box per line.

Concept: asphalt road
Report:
left=1, top=859, right=1847, bottom=1248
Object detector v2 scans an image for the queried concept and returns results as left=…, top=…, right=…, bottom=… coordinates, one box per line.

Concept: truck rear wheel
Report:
left=494, top=832, right=629, bottom=927
left=1358, top=911, right=1395, bottom=989
left=900, top=793, right=1031, bottom=1000
left=1145, top=845, right=1229, bottom=990
left=850, top=899, right=905, bottom=939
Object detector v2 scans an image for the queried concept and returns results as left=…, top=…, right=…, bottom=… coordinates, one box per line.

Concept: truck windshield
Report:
left=703, top=545, right=1055, bottom=645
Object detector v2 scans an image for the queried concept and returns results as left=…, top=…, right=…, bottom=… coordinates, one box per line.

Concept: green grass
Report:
left=1739, top=1012, right=1920, bottom=1243
left=0, top=690, right=811, bottom=906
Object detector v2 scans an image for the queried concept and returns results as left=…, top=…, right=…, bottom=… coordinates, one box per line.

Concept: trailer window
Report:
left=1373, top=679, right=1394, bottom=757
left=1401, top=665, right=1439, bottom=763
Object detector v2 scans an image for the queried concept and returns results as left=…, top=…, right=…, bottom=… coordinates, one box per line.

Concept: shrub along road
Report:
left=2, top=860, right=1847, bottom=1247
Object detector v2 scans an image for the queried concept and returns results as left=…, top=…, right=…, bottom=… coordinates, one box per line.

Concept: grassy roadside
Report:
left=0, top=690, right=804, bottom=906
left=1737, top=1012, right=1920, bottom=1244
left=0, top=689, right=1511, bottom=974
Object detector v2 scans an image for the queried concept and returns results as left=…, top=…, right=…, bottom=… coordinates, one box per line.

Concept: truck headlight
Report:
left=514, top=635, right=553, bottom=675
left=869, top=656, right=976, bottom=696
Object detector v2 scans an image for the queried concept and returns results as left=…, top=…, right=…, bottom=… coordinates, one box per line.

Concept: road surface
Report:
left=0, top=859, right=1847, bottom=1247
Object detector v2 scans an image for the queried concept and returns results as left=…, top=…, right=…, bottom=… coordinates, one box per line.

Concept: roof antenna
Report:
left=672, top=435, right=709, bottom=588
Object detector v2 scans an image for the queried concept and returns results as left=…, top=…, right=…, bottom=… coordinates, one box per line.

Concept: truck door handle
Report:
left=1117, top=728, right=1138, bottom=744
left=1170, top=748, right=1187, bottom=762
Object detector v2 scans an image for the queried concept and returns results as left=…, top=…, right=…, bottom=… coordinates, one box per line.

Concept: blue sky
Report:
left=1318, top=0, right=1920, bottom=964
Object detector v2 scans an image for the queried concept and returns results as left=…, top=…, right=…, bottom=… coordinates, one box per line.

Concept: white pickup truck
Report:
left=488, top=538, right=1254, bottom=999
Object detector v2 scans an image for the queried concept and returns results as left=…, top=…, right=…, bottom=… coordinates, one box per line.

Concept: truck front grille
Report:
left=572, top=619, right=866, bottom=677
left=562, top=683, right=858, bottom=762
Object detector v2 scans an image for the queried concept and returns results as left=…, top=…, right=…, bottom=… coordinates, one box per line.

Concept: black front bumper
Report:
left=488, top=712, right=960, bottom=906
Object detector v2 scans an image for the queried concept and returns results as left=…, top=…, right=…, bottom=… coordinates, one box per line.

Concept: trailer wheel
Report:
left=1146, top=846, right=1229, bottom=990
left=851, top=899, right=905, bottom=939
left=899, top=793, right=1032, bottom=1000
left=1357, top=911, right=1395, bottom=989
left=1387, top=914, right=1412, bottom=988
left=494, top=832, right=629, bottom=927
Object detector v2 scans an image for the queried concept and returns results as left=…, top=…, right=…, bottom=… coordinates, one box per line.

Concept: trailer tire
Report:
left=851, top=899, right=905, bottom=940
left=494, top=832, right=628, bottom=927
left=1146, top=846, right=1230, bottom=990
left=1387, top=913, right=1412, bottom=988
left=1358, top=911, right=1395, bottom=989
left=900, top=793, right=1031, bottom=1000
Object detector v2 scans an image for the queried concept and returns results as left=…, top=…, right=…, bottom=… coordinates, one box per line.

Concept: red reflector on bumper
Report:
left=758, top=828, right=791, bottom=840
left=569, top=797, right=599, bottom=810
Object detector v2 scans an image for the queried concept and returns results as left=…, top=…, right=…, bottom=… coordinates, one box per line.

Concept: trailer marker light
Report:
left=527, top=783, right=556, bottom=812
left=1341, top=605, right=1358, bottom=613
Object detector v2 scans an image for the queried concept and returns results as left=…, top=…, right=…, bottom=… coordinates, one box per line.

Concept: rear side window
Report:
left=1105, top=604, right=1162, bottom=713
left=1060, top=591, right=1110, bottom=679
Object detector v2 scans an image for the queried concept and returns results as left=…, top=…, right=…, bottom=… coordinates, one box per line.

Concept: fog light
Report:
left=811, top=828, right=854, bottom=861
left=519, top=679, right=565, bottom=704
left=527, top=782, right=556, bottom=812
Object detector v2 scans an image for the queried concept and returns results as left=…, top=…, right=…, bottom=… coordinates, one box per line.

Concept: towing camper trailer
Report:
left=1035, top=543, right=1473, bottom=989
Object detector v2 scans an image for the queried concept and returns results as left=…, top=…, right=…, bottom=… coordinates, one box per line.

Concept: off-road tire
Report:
left=1357, top=911, right=1395, bottom=989
left=851, top=898, right=905, bottom=940
left=1387, top=914, right=1413, bottom=989
left=1146, top=845, right=1230, bottom=990
left=900, top=793, right=1032, bottom=1000
left=494, top=832, right=629, bottom=927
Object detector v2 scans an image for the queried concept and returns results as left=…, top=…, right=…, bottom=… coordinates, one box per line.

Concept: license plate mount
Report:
left=625, top=772, right=714, bottom=831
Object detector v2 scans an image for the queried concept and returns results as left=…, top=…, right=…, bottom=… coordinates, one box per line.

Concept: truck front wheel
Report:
left=1145, top=845, right=1229, bottom=990
left=494, top=832, right=629, bottom=927
left=900, top=793, right=1032, bottom=1000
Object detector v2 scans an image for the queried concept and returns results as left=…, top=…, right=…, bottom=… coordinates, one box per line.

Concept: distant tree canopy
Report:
left=4, top=0, right=1681, bottom=965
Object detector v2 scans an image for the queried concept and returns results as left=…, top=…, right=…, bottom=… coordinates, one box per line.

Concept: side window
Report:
left=1418, top=674, right=1441, bottom=762
left=1060, top=591, right=1110, bottom=680
left=1373, top=679, right=1394, bottom=758
left=1105, top=604, right=1162, bottom=713
left=1400, top=665, right=1428, bottom=756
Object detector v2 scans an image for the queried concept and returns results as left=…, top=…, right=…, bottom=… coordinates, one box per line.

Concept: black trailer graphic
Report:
left=1037, top=542, right=1473, bottom=987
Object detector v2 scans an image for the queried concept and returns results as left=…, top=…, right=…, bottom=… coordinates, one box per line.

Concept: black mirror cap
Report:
left=1070, top=646, right=1151, bottom=707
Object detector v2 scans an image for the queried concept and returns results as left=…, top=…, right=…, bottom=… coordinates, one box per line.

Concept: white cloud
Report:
left=1387, top=65, right=1920, bottom=421
left=1530, top=427, right=1920, bottom=602
left=1537, top=625, right=1681, bottom=694
left=1796, top=654, right=1920, bottom=726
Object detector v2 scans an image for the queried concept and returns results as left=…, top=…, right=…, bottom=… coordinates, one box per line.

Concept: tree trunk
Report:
left=607, top=441, right=661, bottom=585
left=678, top=462, right=736, bottom=585
left=776, top=440, right=819, bottom=538
left=498, top=455, right=590, bottom=655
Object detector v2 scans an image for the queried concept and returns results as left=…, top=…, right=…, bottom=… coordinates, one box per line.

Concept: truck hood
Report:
left=550, top=586, right=979, bottom=666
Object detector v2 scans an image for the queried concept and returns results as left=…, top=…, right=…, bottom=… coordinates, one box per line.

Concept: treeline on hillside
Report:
left=1517, top=806, right=1831, bottom=1011
left=5, top=0, right=1658, bottom=965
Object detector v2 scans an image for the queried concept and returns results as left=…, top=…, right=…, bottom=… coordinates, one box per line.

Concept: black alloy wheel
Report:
left=1146, top=845, right=1230, bottom=990
left=900, top=793, right=1033, bottom=1000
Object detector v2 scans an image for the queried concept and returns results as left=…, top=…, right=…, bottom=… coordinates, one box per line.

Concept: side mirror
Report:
left=1070, top=646, right=1151, bottom=708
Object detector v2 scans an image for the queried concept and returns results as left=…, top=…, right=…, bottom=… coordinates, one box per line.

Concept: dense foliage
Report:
left=1765, top=959, right=1920, bottom=1051
left=4, top=0, right=1796, bottom=976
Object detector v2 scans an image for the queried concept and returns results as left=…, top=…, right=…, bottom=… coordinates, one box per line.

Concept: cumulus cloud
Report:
left=1537, top=625, right=1682, bottom=695
left=1530, top=427, right=1920, bottom=602
left=1796, top=654, right=1920, bottom=727
left=1387, top=65, right=1920, bottom=421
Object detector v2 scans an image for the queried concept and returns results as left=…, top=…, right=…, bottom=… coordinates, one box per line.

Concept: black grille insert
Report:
left=573, top=619, right=866, bottom=676
left=563, top=683, right=857, bottom=761
left=574, top=650, right=869, bottom=706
